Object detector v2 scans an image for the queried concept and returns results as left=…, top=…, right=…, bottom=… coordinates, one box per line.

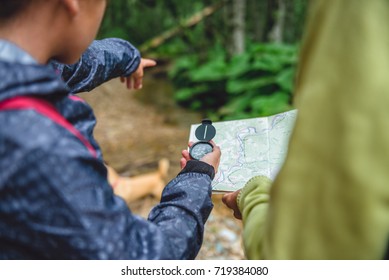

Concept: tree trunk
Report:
left=230, top=0, right=246, bottom=55
left=268, top=0, right=286, bottom=43
left=248, top=0, right=267, bottom=43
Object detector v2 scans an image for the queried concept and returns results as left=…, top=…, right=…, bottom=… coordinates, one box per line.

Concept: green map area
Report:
left=189, top=110, right=298, bottom=192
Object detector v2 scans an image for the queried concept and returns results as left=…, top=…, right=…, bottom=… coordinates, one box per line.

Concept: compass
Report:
left=189, top=119, right=216, bottom=160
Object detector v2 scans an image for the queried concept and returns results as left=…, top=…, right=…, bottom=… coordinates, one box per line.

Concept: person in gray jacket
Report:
left=0, top=0, right=221, bottom=259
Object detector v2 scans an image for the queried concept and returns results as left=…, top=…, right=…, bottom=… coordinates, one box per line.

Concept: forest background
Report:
left=98, top=0, right=308, bottom=121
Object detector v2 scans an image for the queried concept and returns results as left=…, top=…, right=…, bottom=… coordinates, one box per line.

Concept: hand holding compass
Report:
left=189, top=119, right=216, bottom=160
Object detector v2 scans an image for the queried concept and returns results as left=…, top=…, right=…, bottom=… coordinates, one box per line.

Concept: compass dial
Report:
left=189, top=142, right=214, bottom=160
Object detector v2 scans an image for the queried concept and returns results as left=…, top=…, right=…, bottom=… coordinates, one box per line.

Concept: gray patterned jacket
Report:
left=0, top=39, right=214, bottom=259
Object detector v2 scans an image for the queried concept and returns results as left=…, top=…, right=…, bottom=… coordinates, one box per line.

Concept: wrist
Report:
left=178, top=160, right=215, bottom=180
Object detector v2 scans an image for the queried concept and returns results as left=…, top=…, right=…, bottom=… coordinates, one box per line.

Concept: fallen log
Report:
left=139, top=1, right=226, bottom=53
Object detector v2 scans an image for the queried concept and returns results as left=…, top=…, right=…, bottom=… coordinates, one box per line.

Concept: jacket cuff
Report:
left=237, top=176, right=272, bottom=211
left=178, top=160, right=215, bottom=180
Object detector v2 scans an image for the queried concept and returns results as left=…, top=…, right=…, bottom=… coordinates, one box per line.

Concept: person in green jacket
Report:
left=222, top=0, right=389, bottom=259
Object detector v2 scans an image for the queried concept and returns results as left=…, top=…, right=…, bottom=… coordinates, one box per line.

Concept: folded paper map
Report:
left=189, top=110, right=298, bottom=192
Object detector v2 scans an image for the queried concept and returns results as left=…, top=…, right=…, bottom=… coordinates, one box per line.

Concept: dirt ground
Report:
left=80, top=76, right=245, bottom=260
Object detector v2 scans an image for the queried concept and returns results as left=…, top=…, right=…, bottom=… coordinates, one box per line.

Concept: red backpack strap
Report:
left=0, top=96, right=97, bottom=158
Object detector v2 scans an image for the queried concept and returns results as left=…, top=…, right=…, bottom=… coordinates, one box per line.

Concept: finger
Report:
left=180, top=158, right=187, bottom=169
left=213, top=145, right=221, bottom=155
left=127, top=77, right=132, bottom=89
left=120, top=76, right=125, bottom=83
left=234, top=211, right=242, bottom=220
left=134, top=70, right=144, bottom=90
left=188, top=141, right=194, bottom=148
left=142, top=58, right=157, bottom=68
left=222, top=194, right=242, bottom=219
left=223, top=191, right=238, bottom=206
left=222, top=193, right=230, bottom=205
left=208, top=140, right=221, bottom=152
left=134, top=77, right=143, bottom=90
left=182, top=149, right=191, bottom=161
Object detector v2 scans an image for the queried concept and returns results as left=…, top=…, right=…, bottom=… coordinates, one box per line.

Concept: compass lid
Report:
left=195, top=119, right=216, bottom=141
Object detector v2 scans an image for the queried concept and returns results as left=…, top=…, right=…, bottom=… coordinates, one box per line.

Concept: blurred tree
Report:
left=268, top=0, right=286, bottom=43
left=227, top=0, right=246, bottom=56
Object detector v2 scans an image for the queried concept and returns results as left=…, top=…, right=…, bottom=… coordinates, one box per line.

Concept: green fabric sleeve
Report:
left=237, top=176, right=272, bottom=259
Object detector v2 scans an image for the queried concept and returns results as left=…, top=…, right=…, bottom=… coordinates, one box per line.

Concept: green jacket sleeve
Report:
left=237, top=176, right=272, bottom=259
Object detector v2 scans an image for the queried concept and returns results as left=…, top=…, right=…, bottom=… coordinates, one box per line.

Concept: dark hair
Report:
left=0, top=0, right=30, bottom=21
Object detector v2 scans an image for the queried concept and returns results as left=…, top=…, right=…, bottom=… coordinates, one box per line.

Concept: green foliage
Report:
left=99, top=0, right=308, bottom=52
left=98, top=0, right=307, bottom=121
left=169, top=42, right=298, bottom=120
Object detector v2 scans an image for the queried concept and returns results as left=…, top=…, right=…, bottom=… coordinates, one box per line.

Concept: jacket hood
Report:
left=0, top=61, right=68, bottom=102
